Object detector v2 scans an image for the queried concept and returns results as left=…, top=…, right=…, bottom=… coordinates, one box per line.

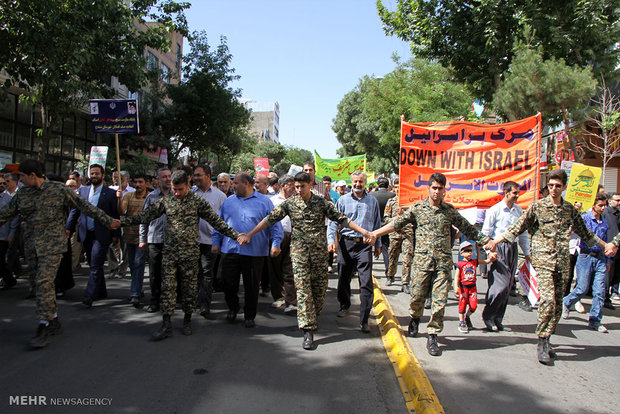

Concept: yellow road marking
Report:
left=373, top=276, right=444, bottom=414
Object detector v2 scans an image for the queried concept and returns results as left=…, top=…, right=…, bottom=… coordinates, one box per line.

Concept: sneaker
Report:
left=589, top=323, right=608, bottom=333
left=612, top=293, right=620, bottom=302
left=458, top=321, right=468, bottom=333
left=465, top=316, right=473, bottom=329
left=284, top=304, right=297, bottom=314
left=386, top=276, right=394, bottom=286
left=562, top=304, right=570, bottom=319
left=130, top=296, right=140, bottom=308
left=402, top=284, right=410, bottom=295
left=575, top=301, right=586, bottom=313
left=424, top=298, right=431, bottom=309
left=336, top=307, right=349, bottom=318
left=327, top=266, right=333, bottom=273
left=518, top=299, right=532, bottom=312
left=271, top=298, right=285, bottom=309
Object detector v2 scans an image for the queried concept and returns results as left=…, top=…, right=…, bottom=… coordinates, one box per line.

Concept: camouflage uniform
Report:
left=393, top=198, right=490, bottom=334
left=502, top=196, right=600, bottom=338
left=122, top=191, right=238, bottom=316
left=265, top=193, right=349, bottom=330
left=384, top=196, right=414, bottom=285
left=0, top=181, right=113, bottom=321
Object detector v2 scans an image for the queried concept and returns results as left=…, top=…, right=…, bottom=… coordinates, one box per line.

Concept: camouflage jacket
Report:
left=393, top=198, right=490, bottom=271
left=0, top=181, right=112, bottom=256
left=502, top=195, right=600, bottom=272
left=122, top=191, right=238, bottom=251
left=384, top=196, right=414, bottom=238
left=265, top=194, right=349, bottom=250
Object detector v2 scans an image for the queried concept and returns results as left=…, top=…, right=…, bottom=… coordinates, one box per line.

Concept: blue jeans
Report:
left=564, top=253, right=607, bottom=325
left=126, top=243, right=146, bottom=298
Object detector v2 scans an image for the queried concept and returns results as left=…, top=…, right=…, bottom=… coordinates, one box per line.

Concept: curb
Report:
left=372, top=276, right=444, bottom=414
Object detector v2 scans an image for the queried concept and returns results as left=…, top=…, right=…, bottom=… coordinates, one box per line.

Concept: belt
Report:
left=343, top=235, right=364, bottom=243
left=587, top=251, right=604, bottom=258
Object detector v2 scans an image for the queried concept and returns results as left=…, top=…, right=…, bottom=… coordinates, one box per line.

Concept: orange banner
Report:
left=399, top=114, right=541, bottom=209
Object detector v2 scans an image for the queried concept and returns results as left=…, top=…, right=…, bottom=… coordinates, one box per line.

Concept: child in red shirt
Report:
left=454, top=240, right=497, bottom=333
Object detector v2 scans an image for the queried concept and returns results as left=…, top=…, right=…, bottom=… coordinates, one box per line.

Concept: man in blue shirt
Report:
left=212, top=172, right=283, bottom=328
left=328, top=171, right=382, bottom=333
left=563, top=193, right=611, bottom=332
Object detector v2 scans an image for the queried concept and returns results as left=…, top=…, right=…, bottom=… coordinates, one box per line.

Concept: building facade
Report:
left=243, top=100, right=280, bottom=143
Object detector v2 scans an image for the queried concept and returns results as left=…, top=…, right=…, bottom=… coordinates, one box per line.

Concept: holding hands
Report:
left=237, top=233, right=250, bottom=245
left=364, top=231, right=377, bottom=245
left=605, top=242, right=618, bottom=257
left=483, top=238, right=501, bottom=252
left=109, top=219, right=121, bottom=230
left=487, top=251, right=499, bottom=262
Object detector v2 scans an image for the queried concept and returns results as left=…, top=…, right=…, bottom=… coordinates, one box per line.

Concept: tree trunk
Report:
left=561, top=106, right=579, bottom=162
left=37, top=104, right=48, bottom=163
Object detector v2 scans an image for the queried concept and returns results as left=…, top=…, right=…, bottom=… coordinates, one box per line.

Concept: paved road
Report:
left=375, top=260, right=620, bottom=414
left=0, top=263, right=406, bottom=414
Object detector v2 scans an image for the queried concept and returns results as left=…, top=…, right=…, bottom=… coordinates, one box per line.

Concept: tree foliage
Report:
left=377, top=0, right=620, bottom=100
left=229, top=140, right=313, bottom=176
left=492, top=39, right=598, bottom=159
left=0, top=0, right=190, bottom=161
left=332, top=58, right=475, bottom=173
left=164, top=32, right=251, bottom=162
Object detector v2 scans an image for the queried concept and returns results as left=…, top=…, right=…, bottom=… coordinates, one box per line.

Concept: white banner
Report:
left=516, top=260, right=540, bottom=306
left=88, top=146, right=108, bottom=175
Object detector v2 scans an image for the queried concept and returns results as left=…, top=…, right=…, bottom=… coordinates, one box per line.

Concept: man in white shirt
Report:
left=481, top=181, right=531, bottom=331
left=192, top=164, right=227, bottom=318
left=109, top=170, right=135, bottom=279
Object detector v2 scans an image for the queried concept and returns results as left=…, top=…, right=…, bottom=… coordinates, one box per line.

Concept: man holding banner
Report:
left=488, top=169, right=614, bottom=365
left=370, top=173, right=490, bottom=356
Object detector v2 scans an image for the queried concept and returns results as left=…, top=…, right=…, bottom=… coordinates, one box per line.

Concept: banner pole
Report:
left=115, top=133, right=121, bottom=182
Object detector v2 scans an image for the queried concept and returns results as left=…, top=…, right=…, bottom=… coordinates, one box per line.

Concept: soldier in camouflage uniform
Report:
left=121, top=170, right=239, bottom=340
left=372, top=173, right=490, bottom=356
left=0, top=160, right=118, bottom=348
left=239, top=172, right=373, bottom=350
left=384, top=195, right=414, bottom=293
left=491, top=169, right=610, bottom=364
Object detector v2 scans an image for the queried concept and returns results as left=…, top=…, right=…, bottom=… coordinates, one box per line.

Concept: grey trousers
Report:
left=482, top=242, right=518, bottom=323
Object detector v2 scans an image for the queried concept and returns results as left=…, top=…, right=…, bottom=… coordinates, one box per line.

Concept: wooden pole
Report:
left=115, top=133, right=121, bottom=183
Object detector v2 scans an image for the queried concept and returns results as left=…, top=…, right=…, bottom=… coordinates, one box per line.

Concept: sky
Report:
left=185, top=0, right=411, bottom=158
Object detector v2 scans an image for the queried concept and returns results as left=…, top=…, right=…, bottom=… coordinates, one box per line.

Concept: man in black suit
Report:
left=66, top=164, right=120, bottom=307
left=369, top=177, right=396, bottom=282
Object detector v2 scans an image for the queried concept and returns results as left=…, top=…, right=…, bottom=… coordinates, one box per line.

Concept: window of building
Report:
left=0, top=120, right=13, bottom=148
left=74, top=139, right=85, bottom=160
left=15, top=125, right=31, bottom=150
left=48, top=133, right=61, bottom=156
left=17, top=100, right=33, bottom=124
left=147, top=51, right=159, bottom=71
left=161, top=63, right=171, bottom=83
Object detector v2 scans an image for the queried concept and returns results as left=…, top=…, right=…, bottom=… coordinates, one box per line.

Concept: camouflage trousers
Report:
left=536, top=268, right=567, bottom=338
left=410, top=266, right=451, bottom=335
left=387, top=234, right=413, bottom=284
left=291, top=246, right=328, bottom=331
left=35, top=253, right=64, bottom=321
left=161, top=248, right=199, bottom=316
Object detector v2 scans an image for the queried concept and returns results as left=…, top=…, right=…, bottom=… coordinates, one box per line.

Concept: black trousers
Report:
left=269, top=232, right=293, bottom=302
left=221, top=254, right=265, bottom=321
left=0, top=240, right=12, bottom=287
left=197, top=243, right=217, bottom=308
left=483, top=242, right=518, bottom=323
left=337, top=237, right=374, bottom=324
left=148, top=243, right=164, bottom=306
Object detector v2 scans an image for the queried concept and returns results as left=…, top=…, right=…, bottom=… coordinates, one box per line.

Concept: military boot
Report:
left=548, top=337, right=557, bottom=359
left=49, top=317, right=63, bottom=335
left=427, top=334, right=440, bottom=356
left=302, top=329, right=314, bottom=350
left=152, top=315, right=173, bottom=341
left=182, top=313, right=192, bottom=336
left=30, top=323, right=50, bottom=348
left=537, top=337, right=551, bottom=364
left=407, top=318, right=420, bottom=337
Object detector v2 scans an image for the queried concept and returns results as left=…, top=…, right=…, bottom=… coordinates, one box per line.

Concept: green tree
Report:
left=0, top=0, right=190, bottom=161
left=332, top=59, right=475, bottom=173
left=492, top=40, right=598, bottom=159
left=164, top=32, right=251, bottom=163
left=377, top=0, right=620, bottom=100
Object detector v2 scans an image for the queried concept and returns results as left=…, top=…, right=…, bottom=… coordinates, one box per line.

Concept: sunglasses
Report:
left=461, top=249, right=473, bottom=253
left=547, top=183, right=563, bottom=189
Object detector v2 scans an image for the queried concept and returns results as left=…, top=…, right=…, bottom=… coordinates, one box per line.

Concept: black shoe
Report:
left=537, top=337, right=551, bottom=364
left=302, top=330, right=314, bottom=350
left=336, top=307, right=349, bottom=318
left=483, top=319, right=497, bottom=332
left=360, top=322, right=370, bottom=333
left=465, top=316, right=473, bottom=329
left=603, top=300, right=616, bottom=310
left=403, top=284, right=410, bottom=295
left=386, top=277, right=394, bottom=286
left=130, top=297, right=140, bottom=308
left=82, top=297, right=93, bottom=308
left=49, top=317, right=63, bottom=335
left=199, top=305, right=210, bottom=319
left=182, top=320, right=192, bottom=336
left=426, top=334, right=440, bottom=356
left=30, top=323, right=50, bottom=348
left=518, top=299, right=532, bottom=312
left=152, top=318, right=173, bottom=341
left=146, top=304, right=160, bottom=313
left=408, top=318, right=420, bottom=337
left=244, top=319, right=255, bottom=328
left=424, top=298, right=431, bottom=309
left=494, top=320, right=510, bottom=332
left=226, top=310, right=238, bottom=322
